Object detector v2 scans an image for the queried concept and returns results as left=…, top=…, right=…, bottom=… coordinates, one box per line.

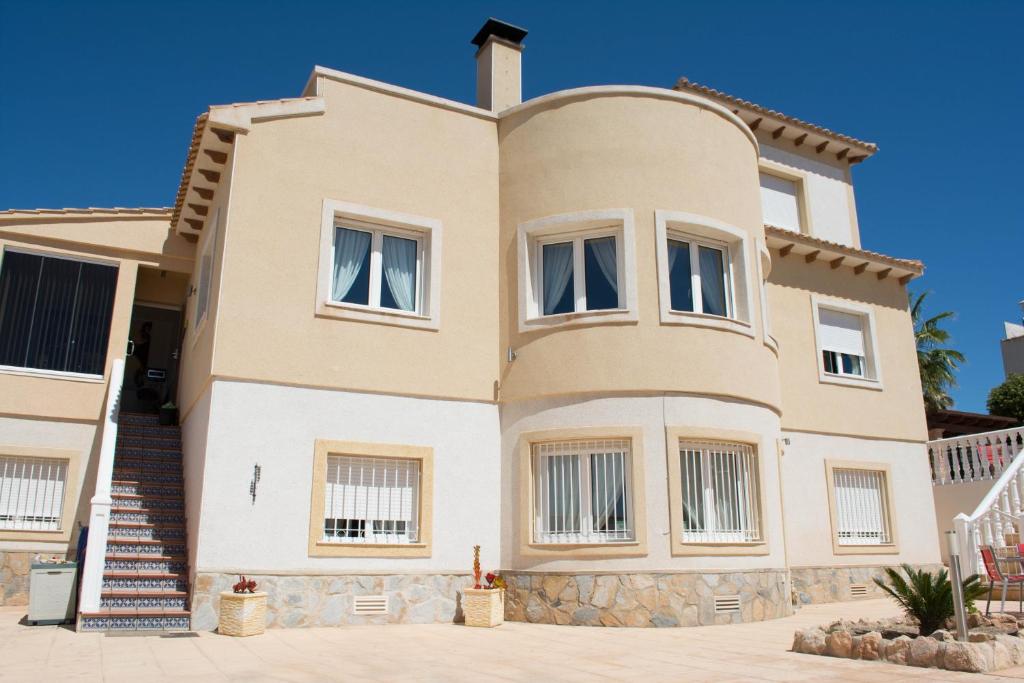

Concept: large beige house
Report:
left=0, top=19, right=940, bottom=631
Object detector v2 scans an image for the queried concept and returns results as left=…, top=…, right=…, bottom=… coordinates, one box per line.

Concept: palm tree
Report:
left=874, top=564, right=985, bottom=635
left=912, top=291, right=965, bottom=413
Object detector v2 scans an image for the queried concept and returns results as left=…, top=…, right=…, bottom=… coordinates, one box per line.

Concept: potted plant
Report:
left=218, top=575, right=267, bottom=636
left=159, top=400, right=178, bottom=426
left=462, top=545, right=505, bottom=627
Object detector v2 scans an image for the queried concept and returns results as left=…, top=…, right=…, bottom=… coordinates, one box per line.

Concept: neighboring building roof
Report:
left=927, top=409, right=1018, bottom=439
left=764, top=225, right=923, bottom=282
left=0, top=207, right=172, bottom=219
left=674, top=77, right=877, bottom=164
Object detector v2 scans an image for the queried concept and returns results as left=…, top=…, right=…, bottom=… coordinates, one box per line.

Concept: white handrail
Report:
left=78, top=357, right=124, bottom=614
left=929, top=426, right=1024, bottom=485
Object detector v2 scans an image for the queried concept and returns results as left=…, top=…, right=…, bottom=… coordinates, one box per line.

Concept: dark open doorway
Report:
left=121, top=304, right=182, bottom=413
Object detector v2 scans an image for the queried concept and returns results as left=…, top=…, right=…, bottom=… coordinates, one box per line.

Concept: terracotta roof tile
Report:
left=0, top=207, right=172, bottom=217
left=764, top=225, right=922, bottom=273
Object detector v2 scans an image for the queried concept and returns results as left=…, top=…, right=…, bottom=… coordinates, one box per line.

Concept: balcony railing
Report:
left=929, top=426, right=1024, bottom=485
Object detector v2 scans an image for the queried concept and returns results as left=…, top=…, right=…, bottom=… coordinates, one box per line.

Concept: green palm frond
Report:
left=873, top=564, right=984, bottom=634
left=911, top=291, right=964, bottom=412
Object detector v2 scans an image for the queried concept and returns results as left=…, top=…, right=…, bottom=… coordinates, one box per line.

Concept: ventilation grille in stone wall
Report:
left=353, top=595, right=388, bottom=615
left=714, top=595, right=741, bottom=613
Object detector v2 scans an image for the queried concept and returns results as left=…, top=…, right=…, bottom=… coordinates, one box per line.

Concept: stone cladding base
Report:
left=1, top=551, right=66, bottom=606
left=190, top=572, right=475, bottom=630
left=502, top=570, right=791, bottom=627
left=790, top=564, right=946, bottom=606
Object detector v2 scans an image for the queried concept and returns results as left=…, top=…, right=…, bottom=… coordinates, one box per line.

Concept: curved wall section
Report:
left=498, top=91, right=780, bottom=409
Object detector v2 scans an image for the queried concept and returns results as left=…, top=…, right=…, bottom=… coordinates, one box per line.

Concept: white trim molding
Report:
left=810, top=294, right=884, bottom=391
left=316, top=199, right=442, bottom=331
left=516, top=209, right=638, bottom=333
left=654, top=210, right=757, bottom=338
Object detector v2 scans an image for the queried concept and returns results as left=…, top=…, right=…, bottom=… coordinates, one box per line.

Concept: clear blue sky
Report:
left=1, top=1, right=1020, bottom=412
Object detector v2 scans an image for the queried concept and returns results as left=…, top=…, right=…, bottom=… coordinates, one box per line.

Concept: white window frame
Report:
left=518, top=209, right=638, bottom=332
left=663, top=233, right=735, bottom=318
left=825, top=460, right=898, bottom=555
left=676, top=440, right=762, bottom=545
left=810, top=295, right=883, bottom=390
left=531, top=439, right=635, bottom=545
left=321, top=454, right=421, bottom=546
left=654, top=210, right=756, bottom=337
left=317, top=200, right=442, bottom=331
left=0, top=451, right=73, bottom=535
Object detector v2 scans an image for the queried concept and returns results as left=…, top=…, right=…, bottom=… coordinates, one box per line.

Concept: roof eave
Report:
left=764, top=225, right=923, bottom=283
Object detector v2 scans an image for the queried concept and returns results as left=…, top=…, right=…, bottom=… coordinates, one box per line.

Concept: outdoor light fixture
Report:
left=249, top=463, right=261, bottom=505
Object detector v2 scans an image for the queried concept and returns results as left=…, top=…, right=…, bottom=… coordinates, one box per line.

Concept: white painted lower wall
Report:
left=780, top=430, right=941, bottom=570
left=500, top=394, right=786, bottom=572
left=181, top=384, right=213, bottom=580
left=932, top=479, right=992, bottom=564
left=192, top=379, right=502, bottom=573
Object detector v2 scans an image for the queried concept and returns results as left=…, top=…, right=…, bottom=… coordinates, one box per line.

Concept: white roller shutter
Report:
left=760, top=173, right=801, bottom=232
left=818, top=308, right=866, bottom=356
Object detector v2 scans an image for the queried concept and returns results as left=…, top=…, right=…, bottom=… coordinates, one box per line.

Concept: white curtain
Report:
left=542, top=242, right=574, bottom=314
left=382, top=235, right=417, bottom=312
left=332, top=228, right=371, bottom=302
left=698, top=246, right=727, bottom=316
left=587, top=238, right=618, bottom=297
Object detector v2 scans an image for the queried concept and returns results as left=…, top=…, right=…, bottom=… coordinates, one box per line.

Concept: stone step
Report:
left=105, top=540, right=187, bottom=556
left=103, top=573, right=188, bottom=592
left=111, top=480, right=183, bottom=497
left=109, top=510, right=186, bottom=525
left=79, top=610, right=190, bottom=632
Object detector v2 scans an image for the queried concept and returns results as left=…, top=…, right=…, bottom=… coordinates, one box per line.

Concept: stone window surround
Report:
left=316, top=199, right=443, bottom=331
left=517, top=426, right=647, bottom=559
left=823, top=459, right=900, bottom=556
left=0, top=445, right=81, bottom=544
left=664, top=426, right=770, bottom=557
left=308, top=439, right=434, bottom=558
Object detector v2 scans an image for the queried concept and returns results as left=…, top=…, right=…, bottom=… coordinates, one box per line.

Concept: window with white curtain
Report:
left=760, top=172, right=803, bottom=232
left=0, top=250, right=118, bottom=376
left=818, top=307, right=869, bottom=378
left=322, top=455, right=420, bottom=544
left=332, top=222, right=423, bottom=314
left=0, top=456, right=68, bottom=531
left=666, top=234, right=733, bottom=318
left=678, top=441, right=761, bottom=543
left=532, top=439, right=633, bottom=544
left=832, top=467, right=893, bottom=545
left=538, top=232, right=621, bottom=316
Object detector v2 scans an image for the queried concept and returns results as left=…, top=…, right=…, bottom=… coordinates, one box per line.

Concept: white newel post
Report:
left=953, top=514, right=975, bottom=576
left=79, top=358, right=125, bottom=614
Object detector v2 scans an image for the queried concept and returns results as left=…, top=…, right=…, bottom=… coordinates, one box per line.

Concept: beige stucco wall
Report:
left=497, top=92, right=780, bottom=409
left=204, top=78, right=499, bottom=403
left=767, top=255, right=927, bottom=442
left=932, top=480, right=991, bottom=564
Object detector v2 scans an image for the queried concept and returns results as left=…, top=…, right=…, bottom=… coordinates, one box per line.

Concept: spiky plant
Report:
left=873, top=564, right=986, bottom=635
left=911, top=291, right=965, bottom=413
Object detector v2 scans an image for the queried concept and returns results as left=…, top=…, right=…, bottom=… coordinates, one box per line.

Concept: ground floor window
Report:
left=322, top=454, right=420, bottom=544
left=0, top=250, right=118, bottom=376
left=831, top=467, right=893, bottom=546
left=532, top=439, right=634, bottom=544
left=678, top=441, right=762, bottom=543
left=0, top=455, right=68, bottom=531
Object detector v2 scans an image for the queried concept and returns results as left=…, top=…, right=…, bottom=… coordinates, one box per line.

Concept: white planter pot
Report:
left=463, top=588, right=504, bottom=627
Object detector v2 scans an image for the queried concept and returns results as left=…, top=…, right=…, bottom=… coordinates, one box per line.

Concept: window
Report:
left=322, top=455, right=420, bottom=544
left=677, top=441, right=762, bottom=543
left=0, top=455, right=68, bottom=531
left=317, top=200, right=442, bottom=330
left=332, top=224, right=423, bottom=314
left=813, top=299, right=881, bottom=386
left=309, top=439, right=432, bottom=557
left=532, top=439, right=634, bottom=544
left=760, top=172, right=803, bottom=233
left=539, top=234, right=620, bottom=315
left=666, top=237, right=732, bottom=318
left=829, top=466, right=894, bottom=548
left=0, top=250, right=118, bottom=376
left=193, top=209, right=218, bottom=329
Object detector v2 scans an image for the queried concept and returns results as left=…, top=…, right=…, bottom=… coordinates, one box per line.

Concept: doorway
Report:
left=121, top=304, right=182, bottom=413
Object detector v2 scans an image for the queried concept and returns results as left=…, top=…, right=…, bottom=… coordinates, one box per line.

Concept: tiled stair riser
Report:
left=106, top=542, right=186, bottom=555
left=107, top=526, right=185, bottom=540
left=109, top=511, right=185, bottom=525
left=116, top=436, right=182, bottom=450
left=112, top=470, right=182, bottom=484
left=112, top=482, right=183, bottom=496
left=103, top=576, right=187, bottom=591
left=111, top=497, right=183, bottom=511
left=80, top=615, right=190, bottom=631
left=101, top=595, right=187, bottom=610
left=104, top=558, right=186, bottom=573
left=114, top=459, right=181, bottom=473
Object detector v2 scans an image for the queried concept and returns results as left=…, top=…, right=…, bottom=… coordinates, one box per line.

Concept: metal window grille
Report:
left=679, top=441, right=761, bottom=543
left=0, top=456, right=68, bottom=531
left=833, top=468, right=892, bottom=545
left=323, top=455, right=420, bottom=544
left=533, top=439, right=633, bottom=544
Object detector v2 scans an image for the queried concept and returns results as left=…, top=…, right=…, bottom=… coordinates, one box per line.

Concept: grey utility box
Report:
left=28, top=562, right=77, bottom=625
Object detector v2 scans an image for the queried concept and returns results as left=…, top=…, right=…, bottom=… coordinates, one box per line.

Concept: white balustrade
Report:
left=929, top=426, right=1024, bottom=485
left=78, top=358, right=125, bottom=614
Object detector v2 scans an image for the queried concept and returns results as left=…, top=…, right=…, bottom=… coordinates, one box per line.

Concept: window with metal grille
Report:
left=678, top=441, right=761, bottom=543
left=0, top=456, right=68, bottom=531
left=833, top=468, right=892, bottom=545
left=532, top=439, right=633, bottom=544
left=0, top=250, right=118, bottom=376
left=322, top=455, right=420, bottom=544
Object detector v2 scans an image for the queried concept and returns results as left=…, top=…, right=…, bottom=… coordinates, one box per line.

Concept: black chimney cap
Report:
left=471, top=18, right=528, bottom=47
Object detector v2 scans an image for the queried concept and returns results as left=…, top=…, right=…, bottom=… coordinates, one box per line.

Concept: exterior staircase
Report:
left=79, top=412, right=190, bottom=631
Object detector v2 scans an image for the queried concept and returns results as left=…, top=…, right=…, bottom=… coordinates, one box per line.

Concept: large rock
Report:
left=825, top=630, right=853, bottom=658
left=798, top=628, right=827, bottom=655
left=909, top=636, right=941, bottom=667
left=858, top=631, right=883, bottom=660
left=943, top=641, right=992, bottom=673
left=885, top=635, right=913, bottom=665
left=930, top=629, right=955, bottom=642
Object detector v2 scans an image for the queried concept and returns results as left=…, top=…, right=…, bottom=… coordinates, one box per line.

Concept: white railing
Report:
left=78, top=357, right=124, bottom=614
left=929, top=426, right=1024, bottom=485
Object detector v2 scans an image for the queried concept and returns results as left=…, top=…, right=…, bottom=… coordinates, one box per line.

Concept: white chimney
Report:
left=472, top=18, right=527, bottom=112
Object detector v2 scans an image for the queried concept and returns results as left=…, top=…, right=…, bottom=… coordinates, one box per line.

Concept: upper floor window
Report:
left=0, top=250, right=118, bottom=377
left=667, top=236, right=732, bottom=318
left=813, top=299, right=881, bottom=387
left=316, top=200, right=442, bottom=331
left=518, top=209, right=638, bottom=332
left=759, top=171, right=804, bottom=233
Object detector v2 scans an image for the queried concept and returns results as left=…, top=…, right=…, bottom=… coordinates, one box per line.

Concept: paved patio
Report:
left=5, top=600, right=1024, bottom=682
